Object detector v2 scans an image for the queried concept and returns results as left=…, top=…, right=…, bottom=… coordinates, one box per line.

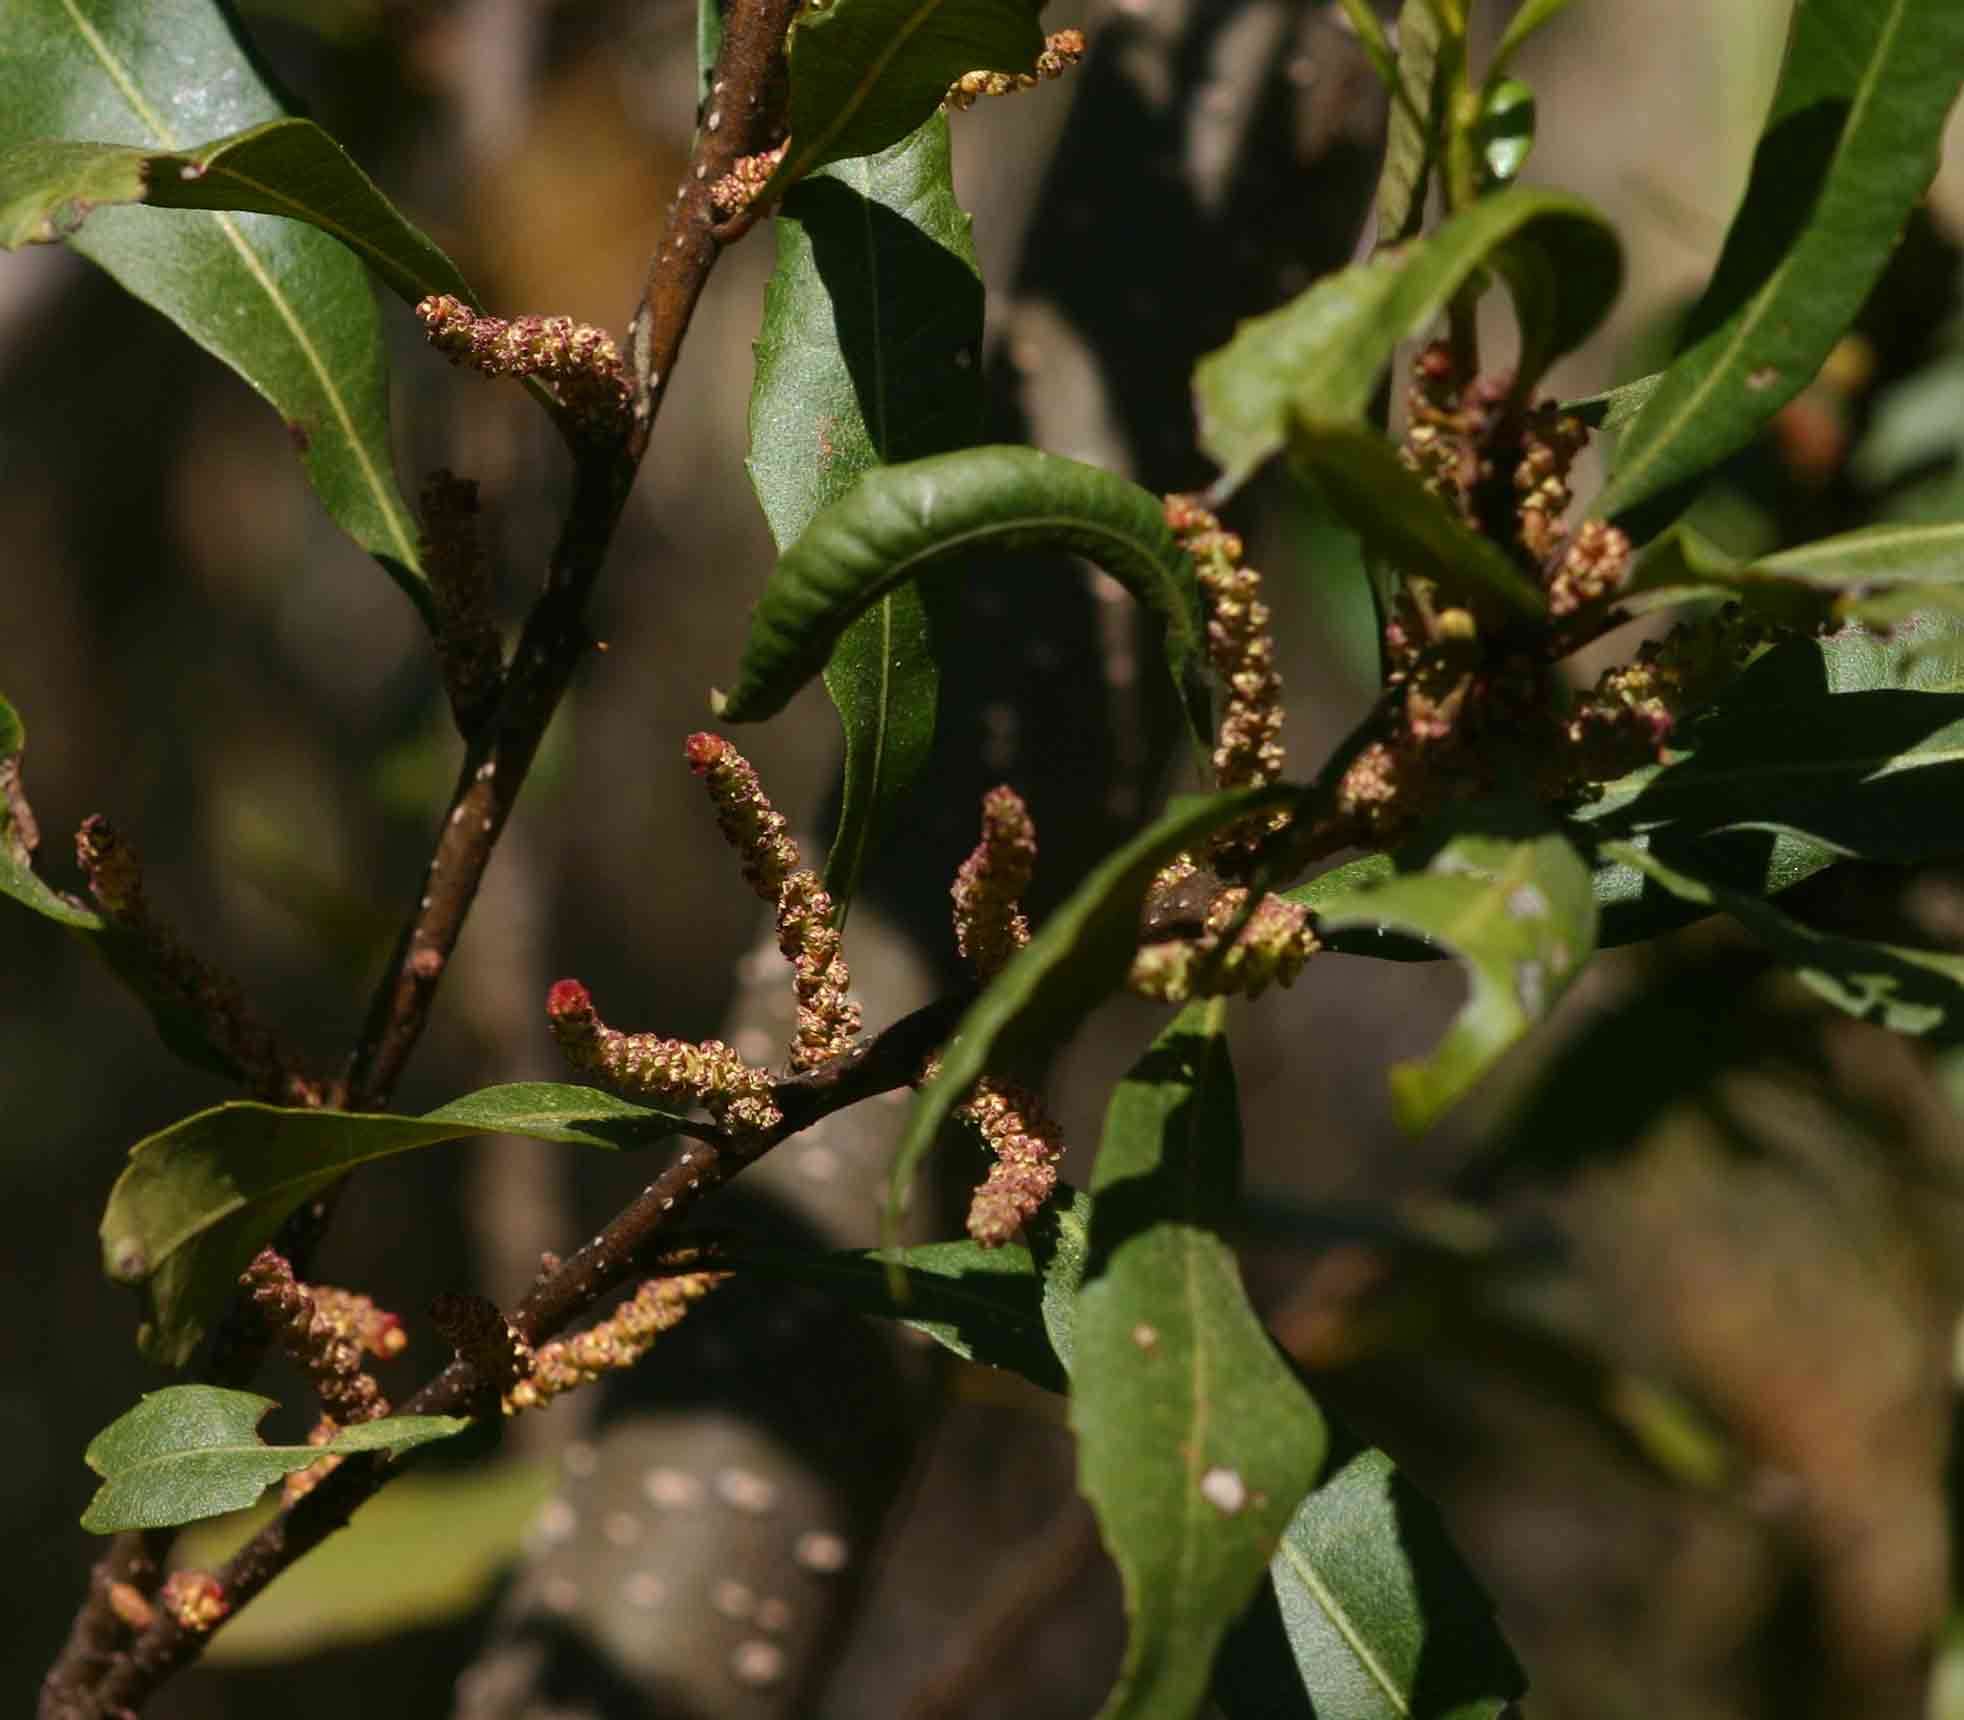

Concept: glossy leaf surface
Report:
left=1234, top=1448, right=1524, bottom=1720
left=82, top=1387, right=467, bottom=1532
left=1288, top=418, right=1546, bottom=621
left=885, top=785, right=1295, bottom=1235
left=1302, top=810, right=1597, bottom=1132
left=1, top=0, right=428, bottom=605
left=1597, top=0, right=1964, bottom=532
left=716, top=446, right=1213, bottom=748
left=0, top=119, right=474, bottom=307
left=775, top=0, right=1043, bottom=186
left=1072, top=1002, right=1327, bottom=1720
left=1607, top=843, right=1964, bottom=1045
left=748, top=116, right=981, bottom=915
left=1627, top=520, right=1964, bottom=625
left=1195, top=186, right=1620, bottom=494
left=103, top=1084, right=697, bottom=1366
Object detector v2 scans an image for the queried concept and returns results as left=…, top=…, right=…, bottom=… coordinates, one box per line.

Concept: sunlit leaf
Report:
left=1072, top=1001, right=1327, bottom=1720
left=81, top=1386, right=467, bottom=1532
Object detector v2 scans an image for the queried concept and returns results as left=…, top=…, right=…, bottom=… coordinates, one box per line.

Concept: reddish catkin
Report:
left=951, top=786, right=1036, bottom=981
left=946, top=28, right=1086, bottom=109
left=415, top=294, right=630, bottom=434
left=241, top=1250, right=389, bottom=1426
left=546, top=978, right=781, bottom=1133
left=504, top=1273, right=725, bottom=1412
left=686, top=734, right=860, bottom=1070
left=959, top=1075, right=1067, bottom=1248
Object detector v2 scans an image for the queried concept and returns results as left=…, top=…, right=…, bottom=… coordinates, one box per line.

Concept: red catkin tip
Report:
left=684, top=732, right=728, bottom=774
left=546, top=978, right=593, bottom=1019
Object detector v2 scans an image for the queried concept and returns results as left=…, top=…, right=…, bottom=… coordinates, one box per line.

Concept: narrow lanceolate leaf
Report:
left=1562, top=370, right=1661, bottom=433
left=81, top=1387, right=468, bottom=1532
left=103, top=1084, right=697, bottom=1367
left=885, top=785, right=1296, bottom=1237
left=1301, top=809, right=1598, bottom=1133
left=1574, top=616, right=1964, bottom=946
left=1491, top=0, right=1577, bottom=76
left=1072, top=1002, right=1327, bottom=1720
left=1288, top=418, right=1546, bottom=622
left=1606, top=843, right=1964, bottom=1046
left=1195, top=186, right=1621, bottom=495
left=1372, top=0, right=1446, bottom=249
left=716, top=446, right=1214, bottom=750
left=1597, top=0, right=1964, bottom=533
left=773, top=0, right=1044, bottom=188
left=733, top=1230, right=1068, bottom=1392
left=1, top=0, right=428, bottom=610
left=0, top=120, right=475, bottom=307
left=1230, top=1448, right=1523, bottom=1720
left=1627, top=519, right=1964, bottom=628
left=747, top=116, right=982, bottom=917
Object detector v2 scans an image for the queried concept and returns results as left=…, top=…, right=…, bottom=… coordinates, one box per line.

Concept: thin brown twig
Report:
left=39, top=4, right=801, bottom=1714
left=78, top=990, right=966, bottom=1712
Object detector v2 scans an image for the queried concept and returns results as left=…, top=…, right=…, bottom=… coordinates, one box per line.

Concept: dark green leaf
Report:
left=1035, top=1183, right=1093, bottom=1376
left=1195, top=186, right=1621, bottom=495
left=733, top=1233, right=1067, bottom=1392
left=1574, top=617, right=1964, bottom=942
left=190, top=1462, right=554, bottom=1664
left=1301, top=807, right=1598, bottom=1132
left=774, top=0, right=1043, bottom=187
left=1072, top=1001, right=1327, bottom=1720
left=1605, top=842, right=1964, bottom=1045
left=885, top=785, right=1295, bottom=1237
left=1561, top=370, right=1660, bottom=432
left=1288, top=418, right=1547, bottom=622
left=715, top=445, right=1213, bottom=749
left=1223, top=1448, right=1523, bottom=1720
left=0, top=120, right=474, bottom=308
left=0, top=0, right=428, bottom=609
left=748, top=116, right=982, bottom=917
left=1475, top=78, right=1535, bottom=188
left=697, top=0, right=724, bottom=106
left=81, top=1386, right=468, bottom=1532
left=1597, top=0, right=1964, bottom=533
left=1372, top=0, right=1446, bottom=249
left=1627, top=519, right=1964, bottom=628
left=102, top=1084, right=696, bottom=1366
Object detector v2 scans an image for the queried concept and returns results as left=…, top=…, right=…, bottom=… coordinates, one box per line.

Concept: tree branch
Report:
left=77, top=989, right=968, bottom=1712
left=39, top=3, right=802, bottom=1714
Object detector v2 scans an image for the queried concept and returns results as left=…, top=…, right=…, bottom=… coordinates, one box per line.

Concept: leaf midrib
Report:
left=1605, top=0, right=1907, bottom=511
left=1276, top=1529, right=1412, bottom=1716
left=57, top=0, right=420, bottom=568
left=785, top=0, right=958, bottom=183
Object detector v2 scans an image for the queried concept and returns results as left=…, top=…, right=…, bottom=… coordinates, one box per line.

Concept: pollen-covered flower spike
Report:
left=416, top=294, right=630, bottom=436
left=505, top=1273, right=725, bottom=1412
left=1128, top=885, right=1316, bottom=1003
left=947, top=28, right=1086, bottom=109
left=952, top=786, right=1036, bottom=981
left=687, top=734, right=860, bottom=1071
left=709, top=141, right=788, bottom=219
left=958, top=1075, right=1066, bottom=1248
left=242, top=1248, right=391, bottom=1426
left=547, top=978, right=782, bottom=1132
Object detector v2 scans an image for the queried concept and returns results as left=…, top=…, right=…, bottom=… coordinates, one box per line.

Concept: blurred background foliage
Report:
left=7, top=0, right=1964, bottom=1715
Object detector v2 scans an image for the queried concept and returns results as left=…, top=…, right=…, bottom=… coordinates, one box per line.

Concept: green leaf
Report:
left=1561, top=370, right=1660, bottom=432
left=733, top=1230, right=1069, bottom=1392
left=1474, top=77, right=1535, bottom=188
left=1596, top=0, right=1964, bottom=533
left=0, top=0, right=428, bottom=610
left=1491, top=0, right=1576, bottom=75
left=1605, top=842, right=1964, bottom=1045
left=81, top=1386, right=468, bottom=1532
left=1288, top=418, right=1547, bottom=622
left=1573, top=617, right=1964, bottom=942
left=885, top=785, right=1296, bottom=1237
left=714, top=445, right=1214, bottom=750
left=774, top=0, right=1044, bottom=188
left=190, top=1462, right=554, bottom=1664
left=1299, top=807, right=1598, bottom=1133
left=102, top=1084, right=697, bottom=1367
left=0, top=120, right=475, bottom=308
left=747, top=116, right=982, bottom=918
left=0, top=693, right=97, bottom=930
left=1628, top=519, right=1964, bottom=628
left=1072, top=1001, right=1327, bottom=1720
left=1195, top=185, right=1621, bottom=495
left=1220, top=1448, right=1524, bottom=1720
left=1372, top=0, right=1446, bottom=250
